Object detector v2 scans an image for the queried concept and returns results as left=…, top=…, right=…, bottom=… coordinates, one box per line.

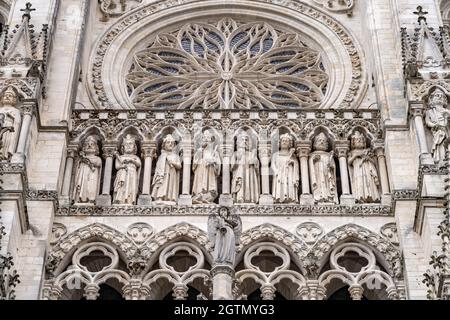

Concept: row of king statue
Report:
left=70, top=129, right=385, bottom=206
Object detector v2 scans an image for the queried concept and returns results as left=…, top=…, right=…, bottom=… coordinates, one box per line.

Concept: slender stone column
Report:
left=138, top=142, right=156, bottom=205
left=211, top=265, right=234, bottom=300
left=335, top=141, right=355, bottom=206
left=306, top=280, right=327, bottom=300
left=60, top=146, right=78, bottom=204
left=123, top=280, right=151, bottom=300
left=11, top=104, right=33, bottom=163
left=410, top=103, right=434, bottom=164
left=260, top=284, right=276, bottom=300
left=172, top=284, right=189, bottom=300
left=349, top=285, right=364, bottom=300
left=297, top=141, right=314, bottom=205
left=259, top=142, right=273, bottom=205
left=96, top=144, right=117, bottom=206
left=219, top=143, right=234, bottom=206
left=179, top=141, right=193, bottom=205
left=83, top=284, right=100, bottom=300
left=374, top=142, right=392, bottom=205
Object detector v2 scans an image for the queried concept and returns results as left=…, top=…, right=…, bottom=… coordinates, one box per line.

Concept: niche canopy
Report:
left=88, top=0, right=366, bottom=110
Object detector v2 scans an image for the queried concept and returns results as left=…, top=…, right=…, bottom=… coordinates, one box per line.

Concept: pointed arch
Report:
left=309, top=224, right=403, bottom=279
left=141, top=223, right=212, bottom=269
left=238, top=224, right=309, bottom=265
left=46, top=223, right=137, bottom=276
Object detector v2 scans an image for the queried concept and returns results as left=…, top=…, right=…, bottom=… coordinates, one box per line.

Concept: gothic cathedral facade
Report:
left=0, top=0, right=450, bottom=300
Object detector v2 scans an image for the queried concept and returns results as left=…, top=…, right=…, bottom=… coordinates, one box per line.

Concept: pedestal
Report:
left=300, top=194, right=315, bottom=205
left=178, top=194, right=193, bottom=206
left=259, top=194, right=273, bottom=205
left=420, top=153, right=434, bottom=165
left=138, top=195, right=152, bottom=206
left=10, top=153, right=25, bottom=164
left=340, top=195, right=355, bottom=206
left=211, top=265, right=234, bottom=300
left=219, top=194, right=233, bottom=206
left=381, top=194, right=392, bottom=206
left=96, top=195, right=112, bottom=206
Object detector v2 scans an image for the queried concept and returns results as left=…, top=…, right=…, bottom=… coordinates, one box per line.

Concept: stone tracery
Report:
left=126, top=18, right=328, bottom=110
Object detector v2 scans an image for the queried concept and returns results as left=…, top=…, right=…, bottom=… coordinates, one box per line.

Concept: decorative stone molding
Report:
left=50, top=223, right=67, bottom=245
left=126, top=223, right=154, bottom=245
left=45, top=223, right=138, bottom=276
left=87, top=0, right=366, bottom=110
left=26, top=189, right=58, bottom=201
left=239, top=223, right=309, bottom=258
left=380, top=223, right=400, bottom=246
left=392, top=189, right=419, bottom=200
left=99, top=0, right=143, bottom=22
left=311, top=224, right=403, bottom=279
left=296, top=222, right=324, bottom=245
left=56, top=204, right=393, bottom=217
left=312, top=0, right=355, bottom=16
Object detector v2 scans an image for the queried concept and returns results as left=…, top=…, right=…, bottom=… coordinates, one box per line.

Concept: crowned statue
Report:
left=0, top=87, right=20, bottom=160
left=309, top=133, right=338, bottom=204
left=207, top=207, right=242, bottom=267
left=231, top=133, right=260, bottom=204
left=192, top=130, right=221, bottom=204
left=152, top=134, right=182, bottom=204
left=72, top=136, right=102, bottom=204
left=348, top=131, right=381, bottom=203
left=425, top=88, right=450, bottom=163
left=271, top=133, right=300, bottom=204
left=113, top=134, right=142, bottom=205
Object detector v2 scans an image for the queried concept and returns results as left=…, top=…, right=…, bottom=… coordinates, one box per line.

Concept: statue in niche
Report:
left=309, top=133, right=338, bottom=204
left=271, top=133, right=300, bottom=203
left=231, top=133, right=260, bottom=204
left=348, top=131, right=381, bottom=203
left=192, top=130, right=221, bottom=204
left=72, top=136, right=102, bottom=204
left=0, top=87, right=20, bottom=160
left=113, top=134, right=142, bottom=205
left=208, top=207, right=242, bottom=267
left=152, top=134, right=182, bottom=204
left=425, top=88, right=450, bottom=163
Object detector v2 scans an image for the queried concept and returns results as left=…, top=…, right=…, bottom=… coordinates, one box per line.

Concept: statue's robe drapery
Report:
left=192, top=147, right=221, bottom=203
left=113, top=155, right=141, bottom=205
left=271, top=149, right=300, bottom=203
left=0, top=108, right=20, bottom=158
left=309, top=151, right=338, bottom=204
left=231, top=149, right=260, bottom=204
left=348, top=149, right=381, bottom=203
left=73, top=155, right=102, bottom=203
left=151, top=150, right=182, bottom=202
left=208, top=214, right=241, bottom=266
left=425, top=107, right=449, bottom=163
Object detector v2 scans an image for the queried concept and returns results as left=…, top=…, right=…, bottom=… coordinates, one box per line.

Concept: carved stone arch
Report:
left=412, top=80, right=450, bottom=101
left=116, top=125, right=146, bottom=143
left=309, top=224, right=403, bottom=280
left=345, top=124, right=377, bottom=143
left=46, top=223, right=138, bottom=277
left=73, top=126, right=107, bottom=145
left=232, top=126, right=260, bottom=149
left=307, top=125, right=337, bottom=145
left=193, top=126, right=224, bottom=147
left=238, top=224, right=310, bottom=272
left=153, top=125, right=184, bottom=142
left=87, top=0, right=366, bottom=110
left=441, top=0, right=450, bottom=24
left=140, top=223, right=212, bottom=272
left=0, top=0, right=10, bottom=26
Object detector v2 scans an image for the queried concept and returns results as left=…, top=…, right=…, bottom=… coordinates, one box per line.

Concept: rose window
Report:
left=126, top=18, right=329, bottom=110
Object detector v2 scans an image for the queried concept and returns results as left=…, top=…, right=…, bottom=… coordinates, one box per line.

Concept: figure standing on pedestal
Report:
left=152, top=134, right=182, bottom=204
left=192, top=130, right=221, bottom=204
left=425, top=88, right=450, bottom=163
left=0, top=87, right=20, bottom=160
left=72, top=136, right=102, bottom=204
left=113, top=134, right=142, bottom=205
left=309, top=133, right=338, bottom=204
left=208, top=207, right=242, bottom=266
left=231, top=133, right=260, bottom=204
left=348, top=131, right=381, bottom=203
left=271, top=133, right=300, bottom=203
